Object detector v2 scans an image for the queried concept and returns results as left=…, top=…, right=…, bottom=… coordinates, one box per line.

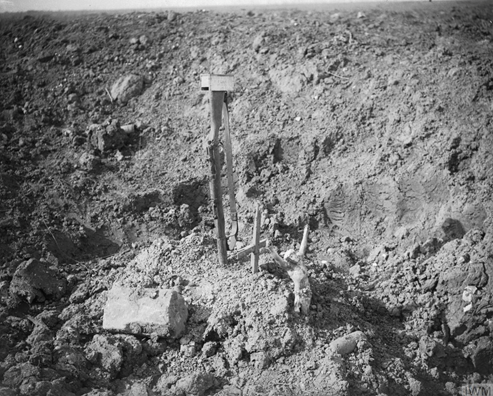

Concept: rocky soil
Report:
left=1, top=1, right=493, bottom=395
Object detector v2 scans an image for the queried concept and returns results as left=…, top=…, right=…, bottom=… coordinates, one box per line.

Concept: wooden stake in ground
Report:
left=201, top=74, right=235, bottom=265
left=222, top=93, right=238, bottom=250
left=251, top=203, right=261, bottom=273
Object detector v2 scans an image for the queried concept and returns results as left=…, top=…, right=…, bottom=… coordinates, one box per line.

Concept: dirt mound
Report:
left=1, top=1, right=493, bottom=395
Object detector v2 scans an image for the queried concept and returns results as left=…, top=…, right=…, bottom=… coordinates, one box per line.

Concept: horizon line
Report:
left=0, top=0, right=472, bottom=14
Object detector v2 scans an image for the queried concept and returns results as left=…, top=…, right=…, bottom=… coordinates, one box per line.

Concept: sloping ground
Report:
left=1, top=1, right=493, bottom=395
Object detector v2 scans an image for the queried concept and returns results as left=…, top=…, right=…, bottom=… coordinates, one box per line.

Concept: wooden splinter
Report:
left=228, top=239, right=268, bottom=261
left=265, top=238, right=312, bottom=315
left=299, top=224, right=309, bottom=257
left=251, top=203, right=261, bottom=273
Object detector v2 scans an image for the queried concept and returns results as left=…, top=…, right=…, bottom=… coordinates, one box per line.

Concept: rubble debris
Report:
left=0, top=4, right=492, bottom=395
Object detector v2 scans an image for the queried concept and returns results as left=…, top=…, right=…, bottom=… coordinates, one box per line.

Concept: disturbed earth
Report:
left=1, top=1, right=493, bottom=395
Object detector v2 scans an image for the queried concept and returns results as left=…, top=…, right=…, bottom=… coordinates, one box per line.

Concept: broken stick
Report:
left=105, top=88, right=114, bottom=103
left=299, top=225, right=309, bottom=257
left=265, top=242, right=312, bottom=315
left=228, top=239, right=268, bottom=260
left=251, top=203, right=261, bottom=273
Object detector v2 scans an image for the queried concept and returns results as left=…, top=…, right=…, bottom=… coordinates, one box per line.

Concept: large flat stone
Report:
left=102, top=284, right=188, bottom=338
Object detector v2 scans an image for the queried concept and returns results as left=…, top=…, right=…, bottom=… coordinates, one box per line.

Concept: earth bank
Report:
left=1, top=1, right=493, bottom=395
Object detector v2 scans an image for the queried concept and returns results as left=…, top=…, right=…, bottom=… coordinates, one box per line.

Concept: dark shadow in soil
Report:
left=45, top=227, right=120, bottom=264
left=172, top=177, right=209, bottom=224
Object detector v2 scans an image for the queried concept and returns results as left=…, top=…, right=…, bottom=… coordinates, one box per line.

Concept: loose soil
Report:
left=1, top=1, right=493, bottom=395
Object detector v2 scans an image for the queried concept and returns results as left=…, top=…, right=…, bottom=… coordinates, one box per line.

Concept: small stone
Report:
left=201, top=342, right=217, bottom=358
left=462, top=286, right=477, bottom=303
left=26, top=322, right=52, bottom=346
left=167, top=10, right=177, bottom=21
left=37, top=52, right=54, bottom=63
left=121, top=382, right=149, bottom=396
left=388, top=152, right=400, bottom=165
left=306, top=360, right=318, bottom=370
left=79, top=152, right=100, bottom=170
left=85, top=334, right=123, bottom=379
left=445, top=382, right=457, bottom=394
left=408, top=376, right=422, bottom=396
left=217, top=385, right=242, bottom=395
left=67, top=93, right=79, bottom=103
left=330, top=331, right=366, bottom=355
left=270, top=296, right=289, bottom=316
left=419, top=338, right=439, bottom=357
left=121, top=124, right=135, bottom=134
left=66, top=44, right=80, bottom=53
left=9, top=259, right=67, bottom=304
left=174, top=372, right=215, bottom=396
left=251, top=352, right=271, bottom=369
left=139, top=35, right=149, bottom=45
left=349, top=264, right=361, bottom=277
left=389, top=306, right=401, bottom=317
left=367, top=245, right=385, bottom=263
left=252, top=34, right=263, bottom=52
left=180, top=342, right=196, bottom=357
left=88, top=122, right=126, bottom=152
left=110, top=74, right=145, bottom=104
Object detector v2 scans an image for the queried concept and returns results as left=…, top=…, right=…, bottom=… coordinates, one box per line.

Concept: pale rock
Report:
left=201, top=341, right=217, bottom=358
left=250, top=351, right=271, bottom=369
left=349, top=264, right=361, bottom=277
left=408, top=376, right=422, bottom=396
left=330, top=331, right=367, bottom=355
left=367, top=245, right=385, bottom=263
left=252, top=34, right=263, bottom=52
left=110, top=74, right=144, bottom=104
left=269, top=66, right=305, bottom=94
left=121, top=382, right=149, bottom=396
left=174, top=372, right=215, bottom=396
left=270, top=296, right=289, bottom=316
left=79, top=152, right=100, bottom=170
left=102, top=284, right=188, bottom=338
left=85, top=334, right=123, bottom=379
left=88, top=120, right=130, bottom=152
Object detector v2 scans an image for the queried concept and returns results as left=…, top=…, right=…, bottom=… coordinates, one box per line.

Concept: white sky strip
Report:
left=4, top=0, right=456, bottom=12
